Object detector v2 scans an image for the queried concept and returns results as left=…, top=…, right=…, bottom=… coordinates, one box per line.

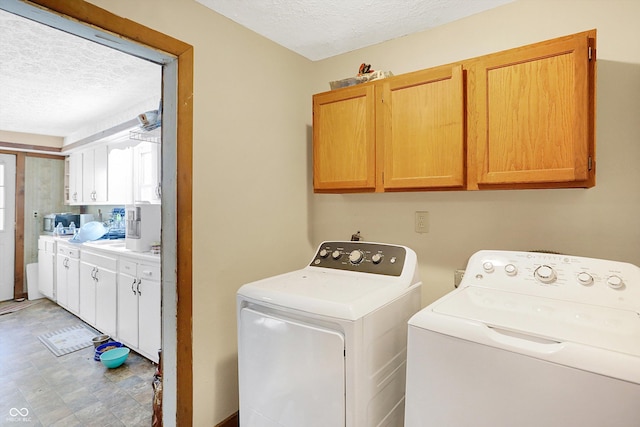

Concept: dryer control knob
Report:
left=349, top=250, right=364, bottom=264
left=332, top=250, right=341, bottom=260
left=371, top=253, right=383, bottom=264
left=534, top=265, right=557, bottom=284
left=319, top=249, right=329, bottom=258
left=577, top=272, right=594, bottom=286
left=607, top=275, right=624, bottom=289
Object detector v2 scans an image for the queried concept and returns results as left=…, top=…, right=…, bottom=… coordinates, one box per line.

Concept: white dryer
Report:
left=405, top=250, right=640, bottom=427
left=237, top=241, right=422, bottom=427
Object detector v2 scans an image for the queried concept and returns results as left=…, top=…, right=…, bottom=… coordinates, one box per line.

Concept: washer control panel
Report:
left=310, top=241, right=406, bottom=276
left=461, top=250, right=640, bottom=310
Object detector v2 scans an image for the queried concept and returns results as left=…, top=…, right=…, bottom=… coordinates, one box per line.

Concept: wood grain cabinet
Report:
left=467, top=30, right=596, bottom=190
left=312, top=30, right=596, bottom=193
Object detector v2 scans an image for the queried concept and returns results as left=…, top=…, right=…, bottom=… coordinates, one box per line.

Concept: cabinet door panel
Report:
left=472, top=32, right=594, bottom=187
left=117, top=272, right=139, bottom=347
left=79, top=261, right=96, bottom=325
left=313, top=85, right=376, bottom=191
left=138, top=278, right=161, bottom=359
left=95, top=268, right=117, bottom=337
left=67, top=258, right=80, bottom=314
left=55, top=256, right=68, bottom=308
left=382, top=65, right=465, bottom=189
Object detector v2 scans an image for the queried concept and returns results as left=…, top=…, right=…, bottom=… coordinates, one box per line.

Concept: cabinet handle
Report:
left=131, top=278, right=138, bottom=295
left=136, top=278, right=142, bottom=296
left=155, top=184, right=162, bottom=199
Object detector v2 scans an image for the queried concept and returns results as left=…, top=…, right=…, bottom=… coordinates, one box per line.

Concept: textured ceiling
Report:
left=0, top=1, right=514, bottom=138
left=196, top=0, right=516, bottom=60
left=0, top=9, right=161, bottom=138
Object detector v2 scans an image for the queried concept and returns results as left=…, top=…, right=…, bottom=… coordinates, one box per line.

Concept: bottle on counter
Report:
left=54, top=223, right=63, bottom=236
left=69, top=222, right=76, bottom=236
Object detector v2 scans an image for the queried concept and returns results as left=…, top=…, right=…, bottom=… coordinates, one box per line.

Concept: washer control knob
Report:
left=607, top=275, right=624, bottom=289
left=577, top=272, right=594, bottom=286
left=371, top=253, right=383, bottom=264
left=483, top=262, right=495, bottom=273
left=331, top=250, right=341, bottom=260
left=349, top=250, right=364, bottom=264
left=504, top=264, right=518, bottom=276
left=534, top=265, right=557, bottom=284
left=319, top=249, right=329, bottom=258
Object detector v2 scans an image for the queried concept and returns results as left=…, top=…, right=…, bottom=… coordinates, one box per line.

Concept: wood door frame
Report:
left=22, top=0, right=194, bottom=424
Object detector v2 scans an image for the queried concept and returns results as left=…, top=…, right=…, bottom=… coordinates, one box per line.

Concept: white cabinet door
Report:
left=67, top=257, right=80, bottom=314
left=55, top=253, right=68, bottom=308
left=79, top=260, right=96, bottom=324
left=134, top=141, right=161, bottom=203
left=38, top=248, right=55, bottom=300
left=68, top=152, right=82, bottom=205
left=117, top=268, right=139, bottom=347
left=108, top=145, right=133, bottom=204
left=95, top=266, right=117, bottom=337
left=81, top=146, right=109, bottom=204
left=138, top=272, right=161, bottom=359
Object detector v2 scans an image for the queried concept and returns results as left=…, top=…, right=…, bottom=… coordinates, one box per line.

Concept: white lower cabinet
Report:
left=55, top=243, right=80, bottom=314
left=117, top=258, right=161, bottom=363
left=79, top=249, right=117, bottom=337
left=38, top=236, right=56, bottom=300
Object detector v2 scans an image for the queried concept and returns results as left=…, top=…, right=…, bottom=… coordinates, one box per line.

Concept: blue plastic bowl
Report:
left=94, top=341, right=123, bottom=361
left=100, top=347, right=130, bottom=368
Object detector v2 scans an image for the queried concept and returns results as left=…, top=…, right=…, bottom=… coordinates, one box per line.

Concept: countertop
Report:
left=47, top=235, right=161, bottom=263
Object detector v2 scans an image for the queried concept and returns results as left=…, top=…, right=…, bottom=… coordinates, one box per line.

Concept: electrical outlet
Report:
left=415, top=211, right=429, bottom=233
left=454, top=269, right=465, bottom=288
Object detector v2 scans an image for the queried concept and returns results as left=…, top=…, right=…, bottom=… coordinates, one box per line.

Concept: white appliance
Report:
left=125, top=203, right=161, bottom=252
left=405, top=250, right=640, bottom=427
left=237, top=241, right=422, bottom=427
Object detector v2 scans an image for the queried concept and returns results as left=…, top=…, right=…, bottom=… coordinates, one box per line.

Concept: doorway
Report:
left=0, top=153, right=16, bottom=301
left=0, top=1, right=193, bottom=424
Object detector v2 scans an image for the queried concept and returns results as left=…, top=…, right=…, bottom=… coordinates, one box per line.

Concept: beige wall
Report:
left=309, top=0, right=640, bottom=308
left=0, top=130, right=63, bottom=147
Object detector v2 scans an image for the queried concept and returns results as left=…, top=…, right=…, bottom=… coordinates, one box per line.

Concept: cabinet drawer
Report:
left=138, top=263, right=161, bottom=282
left=82, top=250, right=117, bottom=270
left=57, top=245, right=80, bottom=258
left=120, top=260, right=137, bottom=275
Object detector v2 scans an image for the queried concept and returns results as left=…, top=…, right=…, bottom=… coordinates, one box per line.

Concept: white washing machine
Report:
left=405, top=250, right=640, bottom=427
left=237, top=241, right=422, bottom=427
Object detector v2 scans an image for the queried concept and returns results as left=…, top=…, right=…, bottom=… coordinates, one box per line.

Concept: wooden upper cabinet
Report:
left=312, top=30, right=596, bottom=193
left=313, top=84, right=376, bottom=192
left=381, top=65, right=465, bottom=190
left=468, top=30, right=596, bottom=189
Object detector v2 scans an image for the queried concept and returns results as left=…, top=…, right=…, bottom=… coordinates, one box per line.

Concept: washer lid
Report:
left=426, top=286, right=640, bottom=357
left=237, top=268, right=419, bottom=320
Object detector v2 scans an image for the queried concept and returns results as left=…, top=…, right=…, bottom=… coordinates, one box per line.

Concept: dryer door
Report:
left=239, top=308, right=345, bottom=427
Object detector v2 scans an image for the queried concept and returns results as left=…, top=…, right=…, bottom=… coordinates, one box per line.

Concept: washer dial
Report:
left=607, top=275, right=624, bottom=289
left=577, top=272, right=594, bottom=286
left=332, top=250, right=341, bottom=260
left=371, top=253, right=383, bottom=264
left=534, top=265, right=557, bottom=284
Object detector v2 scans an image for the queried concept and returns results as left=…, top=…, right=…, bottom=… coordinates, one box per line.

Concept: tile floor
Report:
left=0, top=298, right=156, bottom=426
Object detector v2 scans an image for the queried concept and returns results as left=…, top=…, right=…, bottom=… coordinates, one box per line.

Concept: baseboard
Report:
left=216, top=411, right=238, bottom=427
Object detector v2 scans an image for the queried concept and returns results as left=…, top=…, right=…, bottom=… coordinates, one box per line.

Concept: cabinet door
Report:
left=79, top=261, right=96, bottom=325
left=68, top=153, right=81, bottom=205
left=138, top=275, right=161, bottom=361
left=55, top=255, right=68, bottom=308
left=117, top=270, right=139, bottom=347
left=313, top=84, right=376, bottom=192
left=93, top=145, right=109, bottom=203
left=381, top=65, right=465, bottom=190
left=95, top=266, right=117, bottom=337
left=108, top=146, right=133, bottom=204
left=134, top=141, right=161, bottom=202
left=67, top=257, right=80, bottom=315
left=81, top=149, right=95, bottom=202
left=38, top=248, right=55, bottom=300
left=469, top=30, right=596, bottom=189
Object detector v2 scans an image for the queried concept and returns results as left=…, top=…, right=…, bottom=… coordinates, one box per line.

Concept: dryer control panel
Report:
left=310, top=241, right=406, bottom=276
